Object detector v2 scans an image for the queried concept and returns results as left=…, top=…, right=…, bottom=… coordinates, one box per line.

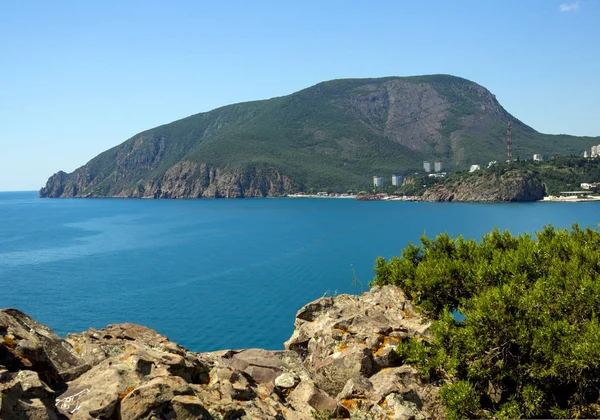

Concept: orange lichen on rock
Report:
left=337, top=342, right=348, bottom=351
left=341, top=397, right=367, bottom=411
left=3, top=335, right=16, bottom=348
left=16, top=353, right=32, bottom=367
left=373, top=334, right=391, bottom=355
left=402, top=308, right=413, bottom=318
left=119, top=387, right=135, bottom=400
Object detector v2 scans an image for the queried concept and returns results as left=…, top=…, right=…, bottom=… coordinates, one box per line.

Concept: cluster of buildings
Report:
left=373, top=160, right=446, bottom=187
left=583, top=145, right=600, bottom=158
left=468, top=154, right=543, bottom=173
left=423, top=161, right=443, bottom=173
left=373, top=174, right=403, bottom=187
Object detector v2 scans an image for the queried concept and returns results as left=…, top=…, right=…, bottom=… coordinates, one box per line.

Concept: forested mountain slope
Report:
left=40, top=75, right=598, bottom=198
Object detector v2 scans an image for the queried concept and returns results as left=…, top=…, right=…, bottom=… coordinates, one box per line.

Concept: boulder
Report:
left=369, top=366, right=445, bottom=419
left=55, top=359, right=135, bottom=419
left=285, top=286, right=430, bottom=375
left=275, top=372, right=298, bottom=389
left=0, top=370, right=57, bottom=420
left=119, top=376, right=194, bottom=419
left=285, top=286, right=442, bottom=418
left=170, top=395, right=212, bottom=419
left=312, top=343, right=373, bottom=396
left=65, top=323, right=209, bottom=384
left=287, top=380, right=341, bottom=415
left=0, top=309, right=88, bottom=388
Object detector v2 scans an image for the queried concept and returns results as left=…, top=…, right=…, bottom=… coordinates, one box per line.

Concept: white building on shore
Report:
left=469, top=164, right=481, bottom=173
left=423, top=161, right=432, bottom=173
left=581, top=182, right=600, bottom=190
left=434, top=161, right=443, bottom=172
left=391, top=174, right=403, bottom=186
left=373, top=176, right=383, bottom=187
left=533, top=154, right=543, bottom=161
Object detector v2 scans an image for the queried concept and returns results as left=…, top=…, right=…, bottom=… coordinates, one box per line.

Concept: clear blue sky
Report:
left=1, top=0, right=599, bottom=191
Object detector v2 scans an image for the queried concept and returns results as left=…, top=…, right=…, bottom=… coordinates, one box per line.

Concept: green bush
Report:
left=374, top=224, right=600, bottom=418
left=441, top=381, right=480, bottom=420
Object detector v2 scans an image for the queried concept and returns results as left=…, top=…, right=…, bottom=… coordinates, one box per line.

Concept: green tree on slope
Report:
left=373, top=225, right=600, bottom=418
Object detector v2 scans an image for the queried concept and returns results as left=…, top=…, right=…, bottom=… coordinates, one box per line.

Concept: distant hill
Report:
left=40, top=75, right=599, bottom=198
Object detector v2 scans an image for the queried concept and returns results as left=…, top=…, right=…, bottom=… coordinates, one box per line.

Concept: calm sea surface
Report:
left=1, top=191, right=599, bottom=352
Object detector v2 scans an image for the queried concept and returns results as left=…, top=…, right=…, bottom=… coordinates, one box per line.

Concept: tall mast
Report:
left=507, top=121, right=513, bottom=162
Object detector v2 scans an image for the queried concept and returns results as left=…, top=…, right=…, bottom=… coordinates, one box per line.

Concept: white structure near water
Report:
left=581, top=183, right=600, bottom=190
left=373, top=176, right=383, bottom=187
left=423, top=161, right=432, bottom=173
left=469, top=164, right=481, bottom=172
left=533, top=154, right=543, bottom=161
left=391, top=174, right=403, bottom=186
left=434, top=161, right=443, bottom=172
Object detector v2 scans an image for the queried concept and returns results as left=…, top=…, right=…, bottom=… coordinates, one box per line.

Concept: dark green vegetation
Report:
left=416, top=157, right=600, bottom=201
left=373, top=225, right=600, bottom=418
left=488, top=157, right=600, bottom=195
left=40, top=75, right=598, bottom=198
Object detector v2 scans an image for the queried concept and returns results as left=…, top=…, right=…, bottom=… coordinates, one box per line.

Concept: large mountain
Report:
left=40, top=75, right=598, bottom=198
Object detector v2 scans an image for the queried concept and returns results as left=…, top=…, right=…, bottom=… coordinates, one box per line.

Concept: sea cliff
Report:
left=421, top=170, right=545, bottom=202
left=40, top=163, right=293, bottom=199
left=0, top=286, right=443, bottom=419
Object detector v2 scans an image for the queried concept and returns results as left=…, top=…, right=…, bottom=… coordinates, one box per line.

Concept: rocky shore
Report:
left=0, top=286, right=443, bottom=419
left=421, top=170, right=545, bottom=202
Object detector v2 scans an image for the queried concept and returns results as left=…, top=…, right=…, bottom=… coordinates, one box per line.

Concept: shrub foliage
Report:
left=373, top=224, right=600, bottom=418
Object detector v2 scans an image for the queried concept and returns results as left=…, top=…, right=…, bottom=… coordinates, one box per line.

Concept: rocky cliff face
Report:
left=0, top=286, right=443, bottom=419
left=421, top=170, right=545, bottom=202
left=40, top=161, right=293, bottom=198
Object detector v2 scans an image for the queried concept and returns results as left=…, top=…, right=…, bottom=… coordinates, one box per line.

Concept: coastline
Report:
left=286, top=193, right=356, bottom=199
left=286, top=193, right=423, bottom=201
left=540, top=195, right=600, bottom=203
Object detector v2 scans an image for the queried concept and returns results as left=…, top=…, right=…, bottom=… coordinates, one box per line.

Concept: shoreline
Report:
left=286, top=193, right=356, bottom=199
left=286, top=193, right=423, bottom=201
left=540, top=195, right=600, bottom=203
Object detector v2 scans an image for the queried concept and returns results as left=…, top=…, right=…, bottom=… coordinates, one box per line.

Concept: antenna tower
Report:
left=507, top=121, right=513, bottom=162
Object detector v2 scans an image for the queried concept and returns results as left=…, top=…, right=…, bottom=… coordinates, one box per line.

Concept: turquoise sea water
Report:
left=1, top=191, right=600, bottom=352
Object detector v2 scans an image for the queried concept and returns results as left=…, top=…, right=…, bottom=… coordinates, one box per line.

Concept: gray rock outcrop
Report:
left=422, top=170, right=545, bottom=202
left=40, top=161, right=294, bottom=199
left=1, top=286, right=444, bottom=419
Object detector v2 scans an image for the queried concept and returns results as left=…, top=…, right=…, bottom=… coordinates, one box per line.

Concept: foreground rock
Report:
left=286, top=286, right=443, bottom=418
left=422, top=169, right=545, bottom=202
left=1, top=286, right=443, bottom=419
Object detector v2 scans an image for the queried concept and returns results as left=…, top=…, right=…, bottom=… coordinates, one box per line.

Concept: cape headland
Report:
left=39, top=75, right=598, bottom=199
left=421, top=168, right=545, bottom=202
